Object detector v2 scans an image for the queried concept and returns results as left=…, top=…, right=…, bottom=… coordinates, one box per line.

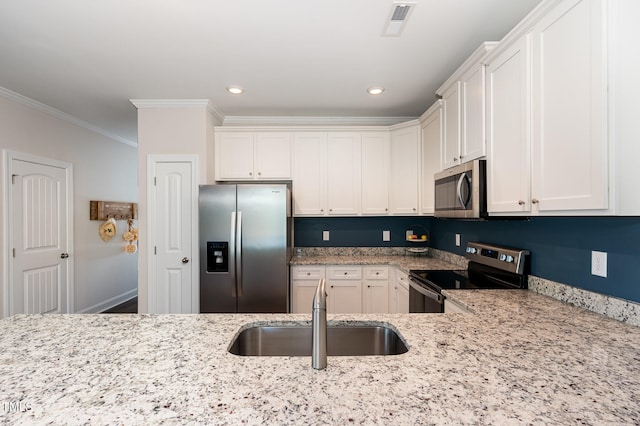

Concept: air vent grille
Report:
left=391, top=5, right=411, bottom=21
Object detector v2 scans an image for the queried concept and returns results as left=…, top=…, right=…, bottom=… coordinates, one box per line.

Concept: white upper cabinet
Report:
left=438, top=42, right=497, bottom=170
left=254, top=133, right=292, bottom=179
left=216, top=132, right=254, bottom=180
left=215, top=131, right=291, bottom=180
left=293, top=132, right=327, bottom=216
left=389, top=123, right=420, bottom=215
left=361, top=132, right=390, bottom=215
left=420, top=101, right=443, bottom=215
left=486, top=0, right=608, bottom=215
left=486, top=36, right=532, bottom=213
left=326, top=132, right=362, bottom=215
left=530, top=0, right=607, bottom=212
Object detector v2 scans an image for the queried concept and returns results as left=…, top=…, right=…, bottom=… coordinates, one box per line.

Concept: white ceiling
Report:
left=0, top=0, right=541, bottom=145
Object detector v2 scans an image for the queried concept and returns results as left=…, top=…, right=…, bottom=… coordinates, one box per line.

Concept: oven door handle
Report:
left=408, top=277, right=443, bottom=303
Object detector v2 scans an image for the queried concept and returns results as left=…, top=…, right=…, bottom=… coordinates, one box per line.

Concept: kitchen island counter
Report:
left=2, top=291, right=640, bottom=425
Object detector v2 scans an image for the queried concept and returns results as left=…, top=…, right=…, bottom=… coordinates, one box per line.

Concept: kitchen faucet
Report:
left=312, top=278, right=327, bottom=370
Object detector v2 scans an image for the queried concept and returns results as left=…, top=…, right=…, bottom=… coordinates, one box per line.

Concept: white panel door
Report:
left=441, top=81, right=461, bottom=169
left=420, top=102, right=443, bottom=215
left=10, top=158, right=71, bottom=315
left=461, top=64, right=486, bottom=162
left=255, top=132, right=292, bottom=179
left=151, top=160, right=195, bottom=313
left=216, top=132, right=254, bottom=180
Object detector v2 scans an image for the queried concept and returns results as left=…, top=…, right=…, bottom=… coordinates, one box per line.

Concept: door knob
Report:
left=181, top=257, right=190, bottom=264
left=60, top=253, right=69, bottom=259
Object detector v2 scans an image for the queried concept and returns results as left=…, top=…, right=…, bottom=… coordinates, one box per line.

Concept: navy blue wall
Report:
left=294, top=216, right=640, bottom=303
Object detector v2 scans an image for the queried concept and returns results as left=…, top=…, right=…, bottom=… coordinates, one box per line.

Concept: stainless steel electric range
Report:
left=408, top=242, right=530, bottom=313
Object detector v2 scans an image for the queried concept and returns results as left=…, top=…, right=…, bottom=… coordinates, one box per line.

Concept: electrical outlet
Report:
left=322, top=230, right=330, bottom=241
left=383, top=230, right=390, bottom=242
left=455, top=234, right=461, bottom=247
left=592, top=251, right=607, bottom=278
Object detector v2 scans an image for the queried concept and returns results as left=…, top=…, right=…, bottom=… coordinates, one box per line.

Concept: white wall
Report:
left=0, top=93, right=138, bottom=316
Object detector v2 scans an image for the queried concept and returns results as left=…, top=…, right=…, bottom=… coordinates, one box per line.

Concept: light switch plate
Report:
left=383, top=230, right=390, bottom=241
left=322, top=230, right=330, bottom=241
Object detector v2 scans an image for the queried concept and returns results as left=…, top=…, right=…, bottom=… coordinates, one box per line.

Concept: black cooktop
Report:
left=410, top=263, right=527, bottom=291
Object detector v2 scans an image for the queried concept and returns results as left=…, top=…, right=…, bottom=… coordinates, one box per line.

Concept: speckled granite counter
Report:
left=2, top=291, right=640, bottom=425
left=290, top=254, right=462, bottom=272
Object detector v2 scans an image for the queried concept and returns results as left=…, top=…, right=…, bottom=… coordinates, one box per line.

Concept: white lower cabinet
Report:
left=362, top=266, right=389, bottom=313
left=389, top=268, right=410, bottom=314
left=327, top=266, right=362, bottom=313
left=290, top=266, right=325, bottom=314
left=395, top=270, right=410, bottom=314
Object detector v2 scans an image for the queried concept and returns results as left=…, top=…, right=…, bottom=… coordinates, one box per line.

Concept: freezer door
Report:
left=236, top=185, right=289, bottom=313
left=199, top=185, right=238, bottom=313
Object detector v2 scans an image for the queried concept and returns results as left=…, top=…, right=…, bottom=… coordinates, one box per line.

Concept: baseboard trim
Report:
left=76, top=289, right=138, bottom=314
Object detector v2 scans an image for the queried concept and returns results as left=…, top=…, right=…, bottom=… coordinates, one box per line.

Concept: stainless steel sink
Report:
left=228, top=323, right=409, bottom=356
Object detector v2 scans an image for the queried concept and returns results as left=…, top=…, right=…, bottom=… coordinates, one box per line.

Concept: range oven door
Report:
left=408, top=277, right=444, bottom=313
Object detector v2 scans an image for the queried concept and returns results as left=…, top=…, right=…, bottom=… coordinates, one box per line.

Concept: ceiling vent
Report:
left=382, top=2, right=416, bottom=37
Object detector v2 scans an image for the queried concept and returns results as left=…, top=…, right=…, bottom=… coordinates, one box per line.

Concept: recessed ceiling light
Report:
left=226, top=86, right=244, bottom=95
left=367, top=87, right=385, bottom=95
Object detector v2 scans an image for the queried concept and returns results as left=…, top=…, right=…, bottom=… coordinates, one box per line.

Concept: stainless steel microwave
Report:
left=434, top=160, right=486, bottom=219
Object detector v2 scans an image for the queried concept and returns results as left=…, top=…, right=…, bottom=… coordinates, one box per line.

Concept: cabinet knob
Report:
left=453, top=157, right=458, bottom=161
left=344, top=272, right=348, bottom=275
left=375, top=272, right=379, bottom=275
left=518, top=200, right=525, bottom=205
left=412, top=208, right=417, bottom=212
left=460, top=155, right=464, bottom=159
left=307, top=272, right=311, bottom=276
left=367, top=285, right=371, bottom=288
left=258, top=172, right=261, bottom=176
left=329, top=209, right=333, bottom=212
left=320, top=209, right=324, bottom=212
left=249, top=172, right=252, bottom=176
left=532, top=198, right=539, bottom=204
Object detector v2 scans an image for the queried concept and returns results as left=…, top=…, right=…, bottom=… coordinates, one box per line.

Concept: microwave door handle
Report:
left=456, top=173, right=471, bottom=208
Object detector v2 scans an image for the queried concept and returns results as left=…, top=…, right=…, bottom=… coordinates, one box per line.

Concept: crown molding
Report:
left=129, top=99, right=211, bottom=108
left=1, top=87, right=137, bottom=147
left=221, top=115, right=417, bottom=127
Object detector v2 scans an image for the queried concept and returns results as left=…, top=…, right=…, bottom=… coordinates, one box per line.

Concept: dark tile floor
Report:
left=102, top=297, right=137, bottom=314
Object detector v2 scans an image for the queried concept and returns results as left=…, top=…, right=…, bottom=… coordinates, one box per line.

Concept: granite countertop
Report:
left=290, top=254, right=463, bottom=272
left=2, top=291, right=640, bottom=424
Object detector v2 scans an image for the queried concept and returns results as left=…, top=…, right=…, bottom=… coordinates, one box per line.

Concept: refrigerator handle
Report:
left=236, top=211, right=243, bottom=297
left=230, top=211, right=237, bottom=297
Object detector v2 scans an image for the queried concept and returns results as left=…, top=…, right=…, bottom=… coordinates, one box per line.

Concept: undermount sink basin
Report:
left=228, top=323, right=409, bottom=356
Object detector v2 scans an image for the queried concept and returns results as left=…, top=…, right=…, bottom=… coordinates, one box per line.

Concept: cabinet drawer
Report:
left=363, top=266, right=388, bottom=280
left=327, top=266, right=362, bottom=280
left=292, top=266, right=325, bottom=280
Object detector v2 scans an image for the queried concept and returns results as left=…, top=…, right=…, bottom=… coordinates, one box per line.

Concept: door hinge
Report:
left=154, top=246, right=157, bottom=255
left=154, top=177, right=157, bottom=186
left=11, top=174, right=18, bottom=184
left=12, top=248, right=15, bottom=258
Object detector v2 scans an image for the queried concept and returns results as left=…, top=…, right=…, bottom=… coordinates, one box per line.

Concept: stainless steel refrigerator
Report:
left=199, top=184, right=291, bottom=313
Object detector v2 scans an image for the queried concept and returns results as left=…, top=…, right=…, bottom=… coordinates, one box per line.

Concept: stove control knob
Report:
left=499, top=253, right=507, bottom=261
left=467, top=247, right=477, bottom=254
left=506, top=255, right=514, bottom=263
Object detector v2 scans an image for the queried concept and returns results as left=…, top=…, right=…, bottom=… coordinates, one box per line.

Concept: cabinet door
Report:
left=363, top=280, right=389, bottom=313
left=420, top=102, right=443, bottom=215
left=396, top=279, right=409, bottom=314
left=255, top=132, right=292, bottom=179
left=530, top=0, right=607, bottom=211
left=291, top=280, right=319, bottom=314
left=389, top=125, right=420, bottom=215
left=328, top=280, right=363, bottom=314
left=361, top=132, right=390, bottom=215
left=293, top=133, right=327, bottom=215
left=461, top=64, right=486, bottom=162
left=326, top=132, right=361, bottom=215
left=486, top=36, right=532, bottom=214
left=441, top=82, right=461, bottom=169
left=216, top=132, right=254, bottom=180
